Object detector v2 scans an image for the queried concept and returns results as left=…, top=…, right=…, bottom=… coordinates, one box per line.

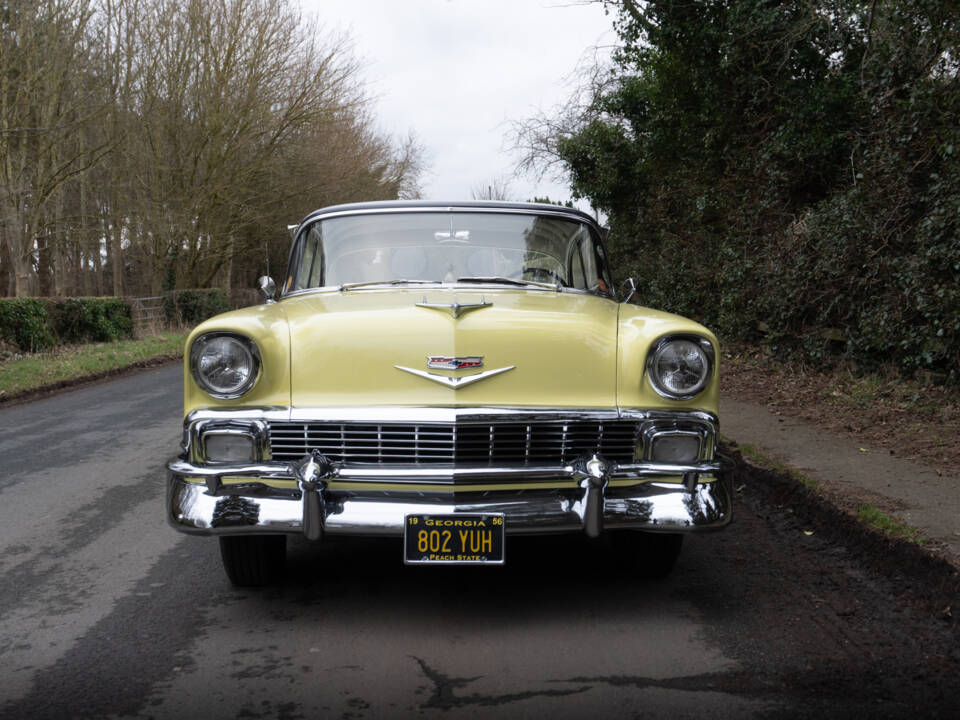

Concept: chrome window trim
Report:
left=298, top=204, right=603, bottom=230
left=279, top=284, right=616, bottom=301
left=282, top=204, right=616, bottom=301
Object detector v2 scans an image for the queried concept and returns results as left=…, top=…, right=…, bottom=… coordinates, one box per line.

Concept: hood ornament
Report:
left=416, top=295, right=492, bottom=319
left=394, top=365, right=514, bottom=389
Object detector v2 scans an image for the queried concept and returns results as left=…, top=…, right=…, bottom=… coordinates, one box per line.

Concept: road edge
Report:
left=0, top=354, right=182, bottom=409
left=726, top=441, right=960, bottom=627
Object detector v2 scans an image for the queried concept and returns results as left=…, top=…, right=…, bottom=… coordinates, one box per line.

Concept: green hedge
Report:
left=163, top=288, right=230, bottom=326
left=555, top=0, right=960, bottom=382
left=0, top=290, right=230, bottom=353
left=47, top=298, right=132, bottom=344
left=0, top=299, right=55, bottom=352
left=0, top=297, right=133, bottom=352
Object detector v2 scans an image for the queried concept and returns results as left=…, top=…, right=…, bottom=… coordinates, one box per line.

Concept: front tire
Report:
left=219, top=535, right=287, bottom=586
left=611, top=531, right=683, bottom=579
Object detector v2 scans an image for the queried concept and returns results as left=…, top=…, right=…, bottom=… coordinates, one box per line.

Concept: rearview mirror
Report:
left=620, top=277, right=639, bottom=304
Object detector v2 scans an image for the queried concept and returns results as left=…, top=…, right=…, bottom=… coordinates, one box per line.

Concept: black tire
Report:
left=219, top=535, right=287, bottom=587
left=611, top=531, right=684, bottom=579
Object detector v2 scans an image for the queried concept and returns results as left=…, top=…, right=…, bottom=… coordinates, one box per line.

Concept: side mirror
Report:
left=257, top=276, right=277, bottom=304
left=620, top=277, right=639, bottom=304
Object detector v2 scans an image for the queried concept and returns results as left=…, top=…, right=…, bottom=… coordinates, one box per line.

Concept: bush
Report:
left=547, top=0, right=960, bottom=383
left=163, top=288, right=230, bottom=326
left=0, top=299, right=55, bottom=352
left=0, top=297, right=134, bottom=352
left=46, top=298, right=133, bottom=344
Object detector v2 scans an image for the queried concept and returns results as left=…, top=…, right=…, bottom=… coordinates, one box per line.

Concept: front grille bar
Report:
left=268, top=420, right=640, bottom=466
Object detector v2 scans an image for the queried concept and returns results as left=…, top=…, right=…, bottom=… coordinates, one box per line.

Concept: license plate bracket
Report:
left=403, top=513, right=505, bottom=565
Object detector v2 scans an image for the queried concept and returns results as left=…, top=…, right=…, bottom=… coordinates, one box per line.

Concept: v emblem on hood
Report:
left=415, top=295, right=492, bottom=319
left=394, top=365, right=515, bottom=389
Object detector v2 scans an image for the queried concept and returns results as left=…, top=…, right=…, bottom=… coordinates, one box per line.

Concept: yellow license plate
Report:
left=403, top=514, right=505, bottom=565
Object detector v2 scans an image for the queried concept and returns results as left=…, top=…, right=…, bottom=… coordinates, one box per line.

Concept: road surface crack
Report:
left=411, top=656, right=590, bottom=710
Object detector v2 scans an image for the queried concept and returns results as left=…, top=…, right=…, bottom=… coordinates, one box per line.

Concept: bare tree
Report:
left=0, top=0, right=110, bottom=296
left=470, top=175, right=516, bottom=201
left=0, top=0, right=426, bottom=298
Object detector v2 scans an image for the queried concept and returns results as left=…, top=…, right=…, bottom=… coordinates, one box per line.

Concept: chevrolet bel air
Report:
left=167, top=201, right=732, bottom=585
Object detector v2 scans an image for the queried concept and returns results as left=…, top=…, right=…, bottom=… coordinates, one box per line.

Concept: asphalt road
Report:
left=1, top=367, right=959, bottom=719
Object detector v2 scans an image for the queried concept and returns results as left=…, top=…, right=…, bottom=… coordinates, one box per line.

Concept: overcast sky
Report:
left=300, top=0, right=615, bottom=207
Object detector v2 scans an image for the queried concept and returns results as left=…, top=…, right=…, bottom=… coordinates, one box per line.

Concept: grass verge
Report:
left=727, top=439, right=820, bottom=491
left=729, top=438, right=929, bottom=545
left=857, top=504, right=926, bottom=545
left=0, top=332, right=187, bottom=400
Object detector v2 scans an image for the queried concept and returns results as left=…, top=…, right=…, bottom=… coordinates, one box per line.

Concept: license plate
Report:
left=403, top=513, right=505, bottom=565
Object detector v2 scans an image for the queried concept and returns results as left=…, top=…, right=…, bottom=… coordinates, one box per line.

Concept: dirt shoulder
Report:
left=722, top=345, right=960, bottom=475
left=722, top=344, right=960, bottom=568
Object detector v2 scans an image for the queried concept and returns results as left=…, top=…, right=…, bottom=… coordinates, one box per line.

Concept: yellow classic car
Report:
left=167, top=201, right=731, bottom=585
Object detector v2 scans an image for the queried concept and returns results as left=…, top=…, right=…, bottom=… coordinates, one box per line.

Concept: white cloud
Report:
left=302, top=0, right=614, bottom=207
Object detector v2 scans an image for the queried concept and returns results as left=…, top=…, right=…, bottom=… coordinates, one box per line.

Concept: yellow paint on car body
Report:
left=184, top=288, right=718, bottom=417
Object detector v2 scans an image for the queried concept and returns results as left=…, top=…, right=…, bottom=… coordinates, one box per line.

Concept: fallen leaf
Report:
left=803, top=530, right=814, bottom=536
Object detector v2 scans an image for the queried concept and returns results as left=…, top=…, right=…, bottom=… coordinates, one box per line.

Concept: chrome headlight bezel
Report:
left=645, top=335, right=715, bottom=400
left=189, top=332, right=262, bottom=399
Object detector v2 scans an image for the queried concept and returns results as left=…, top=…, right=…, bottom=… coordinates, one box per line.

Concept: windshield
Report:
left=285, top=211, right=613, bottom=296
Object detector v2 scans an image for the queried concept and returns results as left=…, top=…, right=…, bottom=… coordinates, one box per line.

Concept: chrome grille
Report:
left=268, top=421, right=639, bottom=465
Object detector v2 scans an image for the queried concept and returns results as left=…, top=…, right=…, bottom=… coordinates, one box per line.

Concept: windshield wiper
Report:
left=340, top=279, right=443, bottom=291
left=456, top=276, right=559, bottom=291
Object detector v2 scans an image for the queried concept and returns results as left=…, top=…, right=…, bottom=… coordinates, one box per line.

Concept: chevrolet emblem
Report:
left=427, top=355, right=483, bottom=370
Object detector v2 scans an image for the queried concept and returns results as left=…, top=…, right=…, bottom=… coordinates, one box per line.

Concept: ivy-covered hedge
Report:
left=0, top=299, right=55, bottom=352
left=163, top=288, right=230, bottom=326
left=0, top=290, right=231, bottom=352
left=47, top=298, right=133, bottom=344
left=550, top=0, right=960, bottom=382
left=0, top=298, right=133, bottom=352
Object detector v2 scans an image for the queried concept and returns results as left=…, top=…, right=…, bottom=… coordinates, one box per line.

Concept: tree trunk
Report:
left=0, top=223, right=9, bottom=297
left=223, top=235, right=234, bottom=293
left=95, top=215, right=105, bottom=296
left=2, top=198, right=33, bottom=297
left=37, top=232, right=53, bottom=296
left=53, top=190, right=68, bottom=296
left=111, top=217, right=124, bottom=296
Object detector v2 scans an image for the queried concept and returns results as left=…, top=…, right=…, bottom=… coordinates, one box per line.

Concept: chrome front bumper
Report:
left=166, top=455, right=733, bottom=539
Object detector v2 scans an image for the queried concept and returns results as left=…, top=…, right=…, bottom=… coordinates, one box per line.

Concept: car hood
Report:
left=281, top=288, right=619, bottom=408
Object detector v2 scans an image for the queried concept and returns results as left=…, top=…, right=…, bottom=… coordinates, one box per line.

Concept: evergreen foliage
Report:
left=0, top=297, right=133, bottom=351
left=0, top=299, right=55, bottom=352
left=162, top=289, right=231, bottom=326
left=537, top=0, right=960, bottom=380
left=46, top=298, right=132, bottom=344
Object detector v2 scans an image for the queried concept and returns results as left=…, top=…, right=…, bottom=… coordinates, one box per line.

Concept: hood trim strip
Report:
left=394, top=365, right=515, bottom=389
left=415, top=295, right=492, bottom=318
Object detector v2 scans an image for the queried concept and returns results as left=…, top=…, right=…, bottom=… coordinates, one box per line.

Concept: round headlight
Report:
left=647, top=337, right=713, bottom=399
left=190, top=333, right=261, bottom=398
